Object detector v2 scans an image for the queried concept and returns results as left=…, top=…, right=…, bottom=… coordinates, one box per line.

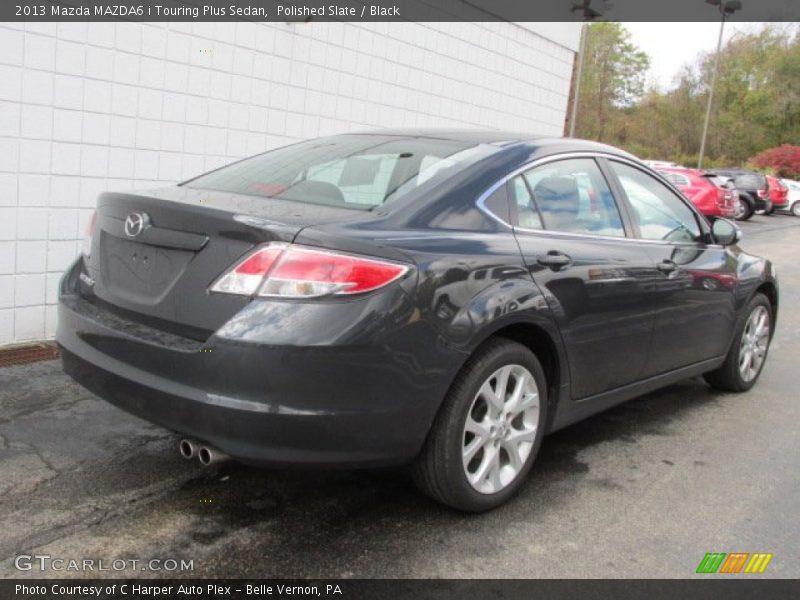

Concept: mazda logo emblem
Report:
left=124, top=212, right=150, bottom=237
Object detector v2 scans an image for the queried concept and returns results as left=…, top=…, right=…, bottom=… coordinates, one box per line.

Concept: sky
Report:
left=624, top=22, right=747, bottom=90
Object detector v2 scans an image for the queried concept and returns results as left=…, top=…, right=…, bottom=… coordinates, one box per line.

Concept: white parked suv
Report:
left=781, top=179, right=800, bottom=216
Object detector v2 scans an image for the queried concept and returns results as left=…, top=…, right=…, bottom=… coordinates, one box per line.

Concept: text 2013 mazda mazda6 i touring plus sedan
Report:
left=58, top=130, right=778, bottom=511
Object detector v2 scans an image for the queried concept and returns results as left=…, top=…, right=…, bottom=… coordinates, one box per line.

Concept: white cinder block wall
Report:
left=0, top=21, right=579, bottom=345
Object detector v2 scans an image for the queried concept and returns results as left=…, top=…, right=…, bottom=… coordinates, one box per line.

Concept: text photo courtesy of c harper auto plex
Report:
left=0, top=1, right=799, bottom=599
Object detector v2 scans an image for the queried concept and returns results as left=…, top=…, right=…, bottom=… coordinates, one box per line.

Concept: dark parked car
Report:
left=711, top=169, right=771, bottom=220
left=58, top=131, right=778, bottom=511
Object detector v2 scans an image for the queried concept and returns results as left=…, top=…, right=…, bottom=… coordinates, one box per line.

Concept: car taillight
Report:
left=211, top=245, right=286, bottom=295
left=757, top=188, right=768, bottom=198
left=81, top=211, right=97, bottom=257
left=210, top=243, right=409, bottom=298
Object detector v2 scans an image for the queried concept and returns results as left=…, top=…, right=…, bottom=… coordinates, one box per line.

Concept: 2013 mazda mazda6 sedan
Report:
left=58, top=130, right=778, bottom=511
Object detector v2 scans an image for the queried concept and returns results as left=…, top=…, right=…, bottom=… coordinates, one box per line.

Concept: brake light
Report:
left=81, top=211, right=97, bottom=257
left=757, top=188, right=768, bottom=198
left=210, top=243, right=409, bottom=298
left=211, top=245, right=285, bottom=295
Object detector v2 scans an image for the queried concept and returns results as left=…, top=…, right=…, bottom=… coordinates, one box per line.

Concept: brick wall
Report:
left=0, top=20, right=579, bottom=344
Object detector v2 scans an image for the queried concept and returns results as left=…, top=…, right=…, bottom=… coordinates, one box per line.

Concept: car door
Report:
left=508, top=156, right=657, bottom=400
left=606, top=159, right=738, bottom=376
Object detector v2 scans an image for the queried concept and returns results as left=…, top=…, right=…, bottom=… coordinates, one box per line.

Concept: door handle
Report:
left=657, top=260, right=677, bottom=274
left=537, top=252, right=572, bottom=270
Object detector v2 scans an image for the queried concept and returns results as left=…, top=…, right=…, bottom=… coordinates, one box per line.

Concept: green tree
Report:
left=703, top=26, right=800, bottom=163
left=573, top=23, right=650, bottom=142
left=572, top=23, right=800, bottom=167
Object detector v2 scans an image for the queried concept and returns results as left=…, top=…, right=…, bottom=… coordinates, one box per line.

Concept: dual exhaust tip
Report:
left=179, top=438, right=229, bottom=466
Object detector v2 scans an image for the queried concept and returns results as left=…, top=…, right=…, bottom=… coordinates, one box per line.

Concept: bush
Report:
left=750, top=145, right=800, bottom=178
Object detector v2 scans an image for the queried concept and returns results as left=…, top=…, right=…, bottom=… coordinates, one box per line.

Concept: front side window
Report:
left=610, top=161, right=702, bottom=242
left=520, top=158, right=625, bottom=237
left=185, top=135, right=497, bottom=210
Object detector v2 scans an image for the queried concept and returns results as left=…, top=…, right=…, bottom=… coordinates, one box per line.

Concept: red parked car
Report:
left=765, top=175, right=789, bottom=213
left=656, top=167, right=737, bottom=219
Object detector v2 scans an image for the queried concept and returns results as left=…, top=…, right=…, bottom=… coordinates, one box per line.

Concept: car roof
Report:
left=658, top=166, right=719, bottom=176
left=713, top=168, right=757, bottom=174
left=346, top=128, right=545, bottom=144
left=344, top=128, right=636, bottom=157
left=656, top=166, right=693, bottom=173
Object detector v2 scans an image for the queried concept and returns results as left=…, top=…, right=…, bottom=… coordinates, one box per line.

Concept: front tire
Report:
left=412, top=338, right=547, bottom=512
left=704, top=293, right=772, bottom=392
left=792, top=201, right=800, bottom=217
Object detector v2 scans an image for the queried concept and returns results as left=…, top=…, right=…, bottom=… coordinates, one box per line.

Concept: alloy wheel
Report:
left=462, top=364, right=539, bottom=494
left=734, top=198, right=746, bottom=220
left=739, top=305, right=770, bottom=382
left=792, top=202, right=800, bottom=217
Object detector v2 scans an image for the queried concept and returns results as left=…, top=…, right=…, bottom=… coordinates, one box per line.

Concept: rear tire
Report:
left=704, top=293, right=772, bottom=392
left=792, top=201, right=800, bottom=217
left=412, top=338, right=548, bottom=512
left=735, top=193, right=755, bottom=221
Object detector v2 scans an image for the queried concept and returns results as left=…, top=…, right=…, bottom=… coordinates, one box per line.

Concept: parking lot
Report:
left=1, top=214, right=798, bottom=579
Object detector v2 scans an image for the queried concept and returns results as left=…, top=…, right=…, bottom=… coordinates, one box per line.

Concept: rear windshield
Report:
left=703, top=174, right=732, bottom=189
left=184, top=135, right=496, bottom=210
left=714, top=172, right=765, bottom=189
left=734, top=174, right=765, bottom=188
left=657, top=170, right=690, bottom=186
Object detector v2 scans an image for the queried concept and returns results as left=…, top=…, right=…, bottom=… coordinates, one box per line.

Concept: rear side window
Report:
left=483, top=184, right=512, bottom=224
left=521, top=158, right=625, bottom=237
left=185, top=135, right=497, bottom=210
left=610, top=161, right=702, bottom=242
left=509, top=175, right=543, bottom=230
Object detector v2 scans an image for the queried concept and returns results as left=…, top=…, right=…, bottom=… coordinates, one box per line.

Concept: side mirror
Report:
left=712, top=218, right=742, bottom=246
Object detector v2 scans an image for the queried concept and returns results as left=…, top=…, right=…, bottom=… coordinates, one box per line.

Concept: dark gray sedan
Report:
left=58, top=130, right=777, bottom=511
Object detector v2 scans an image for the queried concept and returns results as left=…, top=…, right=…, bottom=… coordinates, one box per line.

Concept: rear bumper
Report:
left=57, top=261, right=461, bottom=467
left=701, top=206, right=736, bottom=219
left=754, top=197, right=770, bottom=210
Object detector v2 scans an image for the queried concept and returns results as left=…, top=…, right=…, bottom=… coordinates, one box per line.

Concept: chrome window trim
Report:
left=476, top=151, right=715, bottom=247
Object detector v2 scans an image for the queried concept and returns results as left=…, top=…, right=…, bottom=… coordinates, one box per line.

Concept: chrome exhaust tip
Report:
left=197, top=445, right=230, bottom=467
left=179, top=439, right=197, bottom=460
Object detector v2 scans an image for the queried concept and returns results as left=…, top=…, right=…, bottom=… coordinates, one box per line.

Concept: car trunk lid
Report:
left=83, top=186, right=364, bottom=336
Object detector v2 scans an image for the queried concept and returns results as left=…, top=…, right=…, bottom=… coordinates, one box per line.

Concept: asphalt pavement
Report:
left=1, top=214, right=798, bottom=579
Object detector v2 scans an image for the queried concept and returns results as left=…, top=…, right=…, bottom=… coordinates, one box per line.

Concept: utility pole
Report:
left=567, top=1, right=603, bottom=138
left=569, top=23, right=588, bottom=138
left=698, top=0, right=742, bottom=169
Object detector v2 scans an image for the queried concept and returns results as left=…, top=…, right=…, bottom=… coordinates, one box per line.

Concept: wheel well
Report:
left=486, top=323, right=561, bottom=400
left=756, top=281, right=778, bottom=322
